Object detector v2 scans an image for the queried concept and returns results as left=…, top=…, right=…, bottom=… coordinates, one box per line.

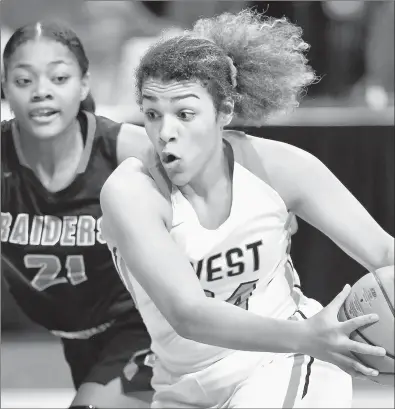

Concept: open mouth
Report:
left=162, top=153, right=180, bottom=165
left=29, top=109, right=60, bottom=119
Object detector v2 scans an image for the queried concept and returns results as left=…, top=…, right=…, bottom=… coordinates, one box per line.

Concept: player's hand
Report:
left=301, top=285, right=386, bottom=380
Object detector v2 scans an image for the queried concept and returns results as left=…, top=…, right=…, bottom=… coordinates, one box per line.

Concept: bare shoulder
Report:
left=100, top=157, right=172, bottom=230
left=225, top=129, right=310, bottom=162
left=116, top=123, right=154, bottom=164
left=100, top=157, right=144, bottom=212
left=100, top=156, right=167, bottom=206
left=226, top=130, right=323, bottom=209
left=248, top=133, right=314, bottom=164
left=225, top=130, right=317, bottom=177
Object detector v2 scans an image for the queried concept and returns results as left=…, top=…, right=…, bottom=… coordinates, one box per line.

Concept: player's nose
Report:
left=159, top=115, right=178, bottom=143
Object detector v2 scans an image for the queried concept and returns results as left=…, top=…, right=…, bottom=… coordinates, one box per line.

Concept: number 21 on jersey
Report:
left=25, top=254, right=87, bottom=291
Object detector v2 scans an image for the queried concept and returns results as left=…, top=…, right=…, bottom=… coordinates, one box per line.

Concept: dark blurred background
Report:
left=2, top=1, right=394, bottom=114
left=1, top=1, right=394, bottom=407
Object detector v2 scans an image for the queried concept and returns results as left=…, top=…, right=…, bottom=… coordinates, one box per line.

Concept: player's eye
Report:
left=178, top=111, right=195, bottom=121
left=15, top=78, right=32, bottom=87
left=52, top=75, right=70, bottom=84
left=145, top=110, right=160, bottom=121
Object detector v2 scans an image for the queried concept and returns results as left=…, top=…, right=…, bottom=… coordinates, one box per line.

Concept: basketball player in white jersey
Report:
left=100, top=10, right=394, bottom=408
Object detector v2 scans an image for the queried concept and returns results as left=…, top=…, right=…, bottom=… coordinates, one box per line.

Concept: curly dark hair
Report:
left=136, top=9, right=318, bottom=125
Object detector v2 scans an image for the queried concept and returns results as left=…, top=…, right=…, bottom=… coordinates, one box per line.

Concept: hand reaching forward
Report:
left=302, top=285, right=386, bottom=380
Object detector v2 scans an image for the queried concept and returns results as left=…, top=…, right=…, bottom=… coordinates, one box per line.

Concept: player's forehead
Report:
left=141, top=79, right=211, bottom=104
left=7, top=39, right=77, bottom=72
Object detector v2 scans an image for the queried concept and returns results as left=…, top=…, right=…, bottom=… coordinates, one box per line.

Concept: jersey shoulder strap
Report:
left=223, top=130, right=272, bottom=185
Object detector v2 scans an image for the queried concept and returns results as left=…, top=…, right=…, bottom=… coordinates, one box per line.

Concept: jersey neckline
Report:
left=10, top=111, right=97, bottom=199
left=171, top=139, right=236, bottom=233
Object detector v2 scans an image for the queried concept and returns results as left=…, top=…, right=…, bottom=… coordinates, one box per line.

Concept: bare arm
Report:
left=115, top=123, right=153, bottom=164
left=100, top=158, right=308, bottom=353
left=100, top=157, right=385, bottom=378
left=252, top=137, right=394, bottom=272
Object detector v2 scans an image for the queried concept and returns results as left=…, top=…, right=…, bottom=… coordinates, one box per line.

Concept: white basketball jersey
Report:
left=108, top=133, right=306, bottom=374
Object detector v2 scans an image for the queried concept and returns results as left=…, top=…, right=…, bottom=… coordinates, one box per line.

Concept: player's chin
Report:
left=28, top=120, right=68, bottom=140
left=161, top=163, right=189, bottom=186
left=168, top=172, right=191, bottom=187
left=163, top=167, right=191, bottom=187
left=29, top=126, right=63, bottom=139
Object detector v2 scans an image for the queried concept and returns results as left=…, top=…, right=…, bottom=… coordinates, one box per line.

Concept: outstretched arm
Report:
left=252, top=137, right=394, bottom=272
left=100, top=158, right=385, bottom=379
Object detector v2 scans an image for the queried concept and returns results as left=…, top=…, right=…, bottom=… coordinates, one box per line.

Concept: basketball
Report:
left=338, top=266, right=394, bottom=386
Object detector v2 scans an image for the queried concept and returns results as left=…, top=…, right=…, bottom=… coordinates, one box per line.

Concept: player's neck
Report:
left=179, top=143, right=233, bottom=230
left=181, top=141, right=231, bottom=203
left=16, top=119, right=83, bottom=178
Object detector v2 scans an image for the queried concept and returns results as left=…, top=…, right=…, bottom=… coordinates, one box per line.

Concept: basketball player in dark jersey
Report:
left=1, top=22, right=153, bottom=408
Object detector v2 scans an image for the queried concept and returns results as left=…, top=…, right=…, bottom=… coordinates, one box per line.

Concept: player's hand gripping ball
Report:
left=338, top=266, right=394, bottom=386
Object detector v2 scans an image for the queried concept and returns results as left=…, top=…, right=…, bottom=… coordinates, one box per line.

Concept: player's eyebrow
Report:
left=142, top=93, right=200, bottom=102
left=12, top=60, right=71, bottom=70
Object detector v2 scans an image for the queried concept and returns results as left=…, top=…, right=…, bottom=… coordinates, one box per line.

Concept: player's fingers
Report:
left=346, top=340, right=386, bottom=356
left=327, top=284, right=351, bottom=313
left=341, top=313, right=379, bottom=334
left=352, top=373, right=378, bottom=382
left=336, top=353, right=379, bottom=378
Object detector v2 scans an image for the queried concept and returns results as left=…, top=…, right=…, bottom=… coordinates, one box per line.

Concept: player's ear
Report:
left=2, top=73, right=9, bottom=100
left=218, top=98, right=234, bottom=128
left=80, top=71, right=90, bottom=102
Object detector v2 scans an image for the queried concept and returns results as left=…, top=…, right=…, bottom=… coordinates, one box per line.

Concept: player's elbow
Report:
left=166, top=299, right=203, bottom=340
left=360, top=232, right=394, bottom=272
left=176, top=305, right=213, bottom=342
left=375, top=235, right=394, bottom=270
